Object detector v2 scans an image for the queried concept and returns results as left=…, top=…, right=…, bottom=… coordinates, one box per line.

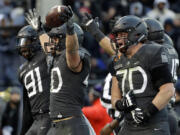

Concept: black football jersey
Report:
left=100, top=73, right=121, bottom=119
left=111, top=43, right=171, bottom=122
left=18, top=51, right=50, bottom=115
left=49, top=48, right=91, bottom=118
left=163, top=42, right=179, bottom=83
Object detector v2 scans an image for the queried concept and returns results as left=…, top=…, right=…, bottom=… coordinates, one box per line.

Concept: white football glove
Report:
left=25, top=8, right=42, bottom=31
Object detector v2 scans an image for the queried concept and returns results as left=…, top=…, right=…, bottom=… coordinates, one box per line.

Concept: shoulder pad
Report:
left=59, top=50, right=66, bottom=57
left=143, top=43, right=164, bottom=56
left=18, top=62, right=28, bottom=82
left=163, top=43, right=178, bottom=56
left=19, top=62, right=28, bottom=72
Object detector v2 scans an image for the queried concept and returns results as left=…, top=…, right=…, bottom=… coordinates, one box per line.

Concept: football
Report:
left=45, top=5, right=69, bottom=28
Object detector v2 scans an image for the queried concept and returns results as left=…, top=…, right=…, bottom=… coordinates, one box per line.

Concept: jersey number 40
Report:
left=50, top=67, right=89, bottom=93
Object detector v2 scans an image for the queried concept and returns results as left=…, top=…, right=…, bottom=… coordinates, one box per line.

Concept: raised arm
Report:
left=82, top=13, right=116, bottom=56
left=65, top=19, right=82, bottom=72
left=25, top=8, right=51, bottom=52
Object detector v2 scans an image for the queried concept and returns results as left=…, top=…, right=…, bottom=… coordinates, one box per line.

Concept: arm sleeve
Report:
left=150, top=47, right=173, bottom=89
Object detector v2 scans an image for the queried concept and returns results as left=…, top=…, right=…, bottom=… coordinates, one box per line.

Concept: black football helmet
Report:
left=163, top=33, right=174, bottom=46
left=143, top=18, right=164, bottom=43
left=17, top=25, right=41, bottom=60
left=45, top=23, right=84, bottom=54
left=112, top=15, right=148, bottom=53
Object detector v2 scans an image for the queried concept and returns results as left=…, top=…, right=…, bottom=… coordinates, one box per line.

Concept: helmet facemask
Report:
left=16, top=25, right=41, bottom=60
left=17, top=37, right=38, bottom=60
left=112, top=31, right=129, bottom=54
left=44, top=33, right=66, bottom=56
left=112, top=27, right=147, bottom=54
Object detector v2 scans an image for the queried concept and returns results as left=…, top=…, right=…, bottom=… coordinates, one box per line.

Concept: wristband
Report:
left=38, top=24, right=52, bottom=36
left=86, top=21, right=105, bottom=42
left=66, top=24, right=75, bottom=35
left=115, top=100, right=124, bottom=111
left=66, top=20, right=75, bottom=35
left=145, top=102, right=159, bottom=117
left=92, top=29, right=105, bottom=42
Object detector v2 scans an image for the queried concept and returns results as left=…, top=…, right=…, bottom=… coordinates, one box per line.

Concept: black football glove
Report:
left=131, top=103, right=159, bottom=124
left=81, top=13, right=104, bottom=42
left=115, top=90, right=136, bottom=112
left=81, top=13, right=99, bottom=34
left=25, top=8, right=51, bottom=34
left=57, top=5, right=74, bottom=35
left=59, top=5, right=73, bottom=23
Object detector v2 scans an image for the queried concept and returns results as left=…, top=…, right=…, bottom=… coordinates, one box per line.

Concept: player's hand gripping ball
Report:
left=45, top=5, right=73, bottom=28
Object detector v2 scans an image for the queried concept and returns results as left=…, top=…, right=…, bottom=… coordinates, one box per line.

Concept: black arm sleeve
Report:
left=150, top=47, right=173, bottom=89
left=151, top=64, right=173, bottom=89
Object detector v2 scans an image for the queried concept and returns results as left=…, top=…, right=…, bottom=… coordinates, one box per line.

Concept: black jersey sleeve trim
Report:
left=101, top=97, right=111, bottom=104
left=151, top=64, right=173, bottom=90
left=108, top=61, right=116, bottom=76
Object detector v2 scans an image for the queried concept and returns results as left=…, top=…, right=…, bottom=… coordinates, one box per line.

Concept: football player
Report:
left=83, top=14, right=175, bottom=135
left=81, top=15, right=124, bottom=135
left=17, top=25, right=51, bottom=135
left=143, top=18, right=179, bottom=83
left=81, top=13, right=116, bottom=56
left=25, top=7, right=95, bottom=135
left=144, top=18, right=179, bottom=135
left=110, top=15, right=175, bottom=135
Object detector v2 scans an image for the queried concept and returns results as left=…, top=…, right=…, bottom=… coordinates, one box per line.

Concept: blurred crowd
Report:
left=0, top=0, right=180, bottom=135
left=0, top=0, right=26, bottom=134
left=0, top=0, right=26, bottom=90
